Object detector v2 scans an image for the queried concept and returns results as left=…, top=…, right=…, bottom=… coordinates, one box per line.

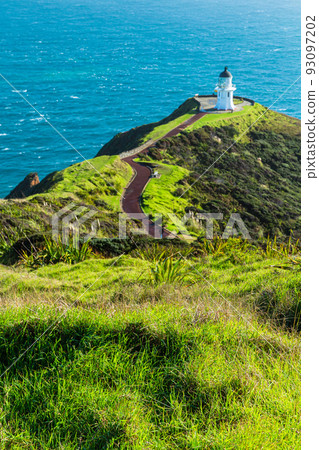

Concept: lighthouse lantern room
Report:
left=215, top=67, right=236, bottom=111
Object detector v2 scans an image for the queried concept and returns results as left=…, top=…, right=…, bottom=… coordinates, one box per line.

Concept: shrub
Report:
left=150, top=252, right=193, bottom=285
left=20, top=237, right=92, bottom=268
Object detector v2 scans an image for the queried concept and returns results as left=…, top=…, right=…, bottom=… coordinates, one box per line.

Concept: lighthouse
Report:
left=215, top=67, right=236, bottom=111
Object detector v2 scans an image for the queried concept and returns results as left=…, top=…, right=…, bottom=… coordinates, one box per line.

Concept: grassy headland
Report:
left=0, top=98, right=300, bottom=448
left=97, top=98, right=199, bottom=156
left=0, top=155, right=132, bottom=258
left=140, top=104, right=300, bottom=239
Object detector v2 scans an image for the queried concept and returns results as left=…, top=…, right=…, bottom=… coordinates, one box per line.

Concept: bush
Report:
left=150, top=253, right=193, bottom=285
left=20, top=237, right=92, bottom=268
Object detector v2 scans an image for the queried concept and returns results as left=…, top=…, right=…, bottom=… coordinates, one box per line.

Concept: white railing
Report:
left=119, top=139, right=155, bottom=159
left=216, top=83, right=236, bottom=89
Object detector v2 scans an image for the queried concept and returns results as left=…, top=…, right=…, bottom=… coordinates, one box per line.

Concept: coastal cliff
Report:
left=5, top=172, right=40, bottom=199
left=2, top=99, right=300, bottom=242
left=0, top=98, right=301, bottom=448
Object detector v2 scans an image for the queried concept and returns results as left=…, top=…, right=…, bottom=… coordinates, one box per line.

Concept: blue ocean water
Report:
left=0, top=0, right=300, bottom=197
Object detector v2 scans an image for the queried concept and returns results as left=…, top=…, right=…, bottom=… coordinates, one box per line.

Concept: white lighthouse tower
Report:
left=215, top=67, right=236, bottom=111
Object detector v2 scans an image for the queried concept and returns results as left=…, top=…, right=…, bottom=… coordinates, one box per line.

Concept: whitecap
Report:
left=70, top=95, right=79, bottom=99
left=0, top=133, right=7, bottom=136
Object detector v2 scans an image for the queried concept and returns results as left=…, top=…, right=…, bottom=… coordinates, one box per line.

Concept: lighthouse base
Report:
left=215, top=96, right=235, bottom=111
left=194, top=95, right=255, bottom=114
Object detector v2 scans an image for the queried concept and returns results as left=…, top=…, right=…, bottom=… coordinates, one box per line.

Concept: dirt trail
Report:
left=122, top=112, right=206, bottom=237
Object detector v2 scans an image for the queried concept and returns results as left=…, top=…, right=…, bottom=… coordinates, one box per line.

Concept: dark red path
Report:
left=122, top=112, right=206, bottom=237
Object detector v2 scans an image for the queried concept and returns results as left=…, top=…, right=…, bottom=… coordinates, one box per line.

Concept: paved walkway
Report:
left=121, top=112, right=206, bottom=237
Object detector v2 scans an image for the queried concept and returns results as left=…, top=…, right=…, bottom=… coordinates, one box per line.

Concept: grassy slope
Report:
left=143, top=103, right=259, bottom=147
left=142, top=104, right=300, bottom=239
left=189, top=104, right=256, bottom=134
left=135, top=160, right=189, bottom=233
left=0, top=99, right=301, bottom=447
left=141, top=103, right=255, bottom=145
left=0, top=156, right=133, bottom=249
left=31, top=155, right=132, bottom=211
left=131, top=104, right=264, bottom=235
left=0, top=242, right=300, bottom=312
left=0, top=242, right=300, bottom=448
left=141, top=111, right=196, bottom=143
left=189, top=103, right=300, bottom=144
left=97, top=98, right=199, bottom=156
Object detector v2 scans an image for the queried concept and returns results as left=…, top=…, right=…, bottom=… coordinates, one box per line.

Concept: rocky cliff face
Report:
left=5, top=172, right=40, bottom=199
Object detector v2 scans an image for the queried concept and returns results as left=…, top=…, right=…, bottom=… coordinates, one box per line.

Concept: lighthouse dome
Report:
left=219, top=66, right=232, bottom=78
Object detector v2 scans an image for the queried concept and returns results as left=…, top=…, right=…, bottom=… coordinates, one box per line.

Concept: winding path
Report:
left=121, top=112, right=206, bottom=237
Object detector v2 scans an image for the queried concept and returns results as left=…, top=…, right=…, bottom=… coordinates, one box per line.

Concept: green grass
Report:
left=188, top=104, right=262, bottom=141
left=0, top=238, right=300, bottom=312
left=134, top=160, right=190, bottom=233
left=146, top=106, right=300, bottom=239
left=141, top=103, right=256, bottom=144
left=97, top=98, right=199, bottom=156
left=0, top=240, right=300, bottom=448
left=20, top=236, right=93, bottom=268
left=0, top=155, right=133, bottom=249
left=0, top=305, right=300, bottom=449
left=31, top=155, right=133, bottom=212
left=141, top=111, right=196, bottom=143
left=0, top=97, right=301, bottom=447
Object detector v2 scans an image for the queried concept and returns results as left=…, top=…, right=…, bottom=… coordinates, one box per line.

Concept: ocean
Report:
left=0, top=0, right=300, bottom=198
